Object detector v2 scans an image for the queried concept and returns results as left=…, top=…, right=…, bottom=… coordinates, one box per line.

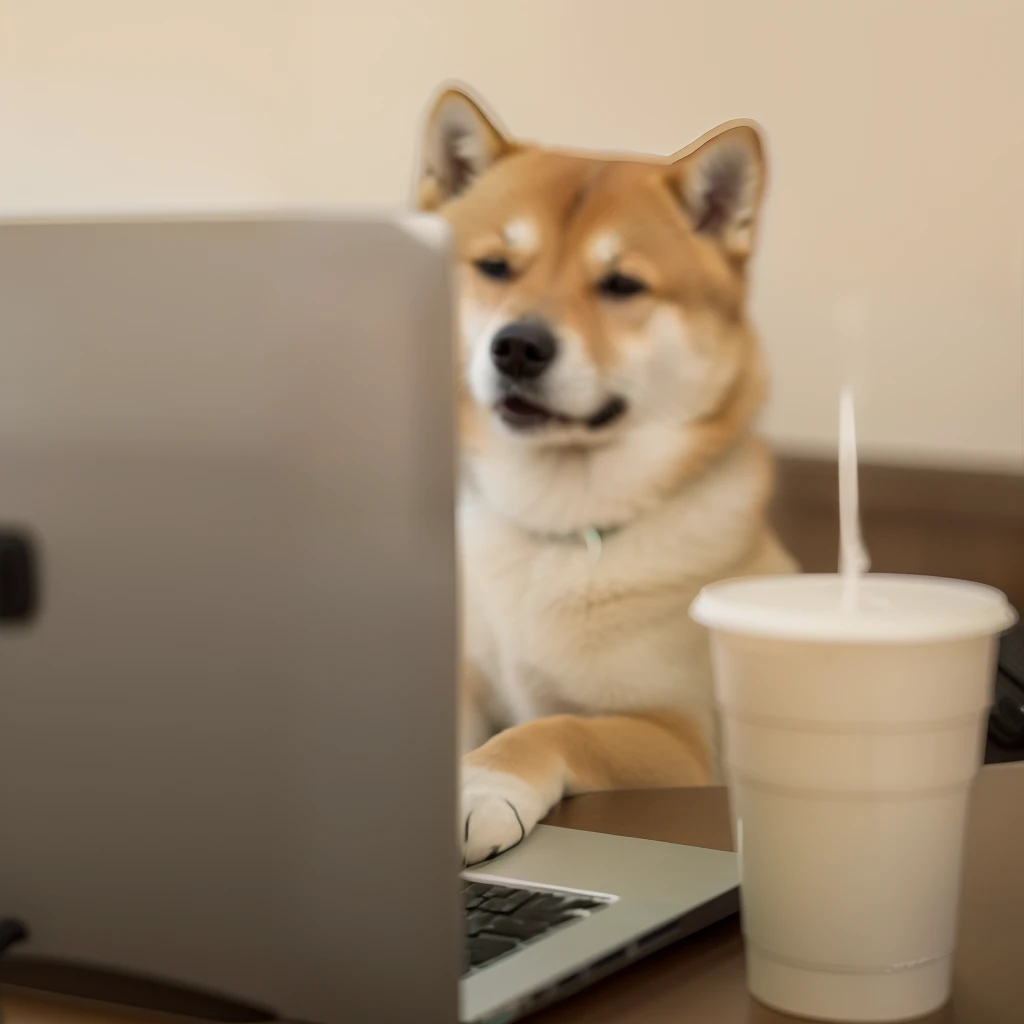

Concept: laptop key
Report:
left=481, top=885, right=516, bottom=900
left=466, top=912, right=500, bottom=937
left=517, top=893, right=573, bottom=920
left=468, top=934, right=518, bottom=967
left=485, top=916, right=552, bottom=941
left=479, top=889, right=534, bottom=914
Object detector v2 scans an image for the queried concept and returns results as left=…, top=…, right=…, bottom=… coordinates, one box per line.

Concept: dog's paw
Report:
left=461, top=767, right=547, bottom=867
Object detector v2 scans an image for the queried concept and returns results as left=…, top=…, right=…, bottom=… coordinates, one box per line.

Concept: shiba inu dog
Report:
left=417, top=87, right=796, bottom=865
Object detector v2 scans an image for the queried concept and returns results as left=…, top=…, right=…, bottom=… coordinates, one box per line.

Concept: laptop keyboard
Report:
left=461, top=880, right=610, bottom=973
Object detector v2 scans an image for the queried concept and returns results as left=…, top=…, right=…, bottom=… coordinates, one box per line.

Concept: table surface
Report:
left=4, top=763, right=1022, bottom=1024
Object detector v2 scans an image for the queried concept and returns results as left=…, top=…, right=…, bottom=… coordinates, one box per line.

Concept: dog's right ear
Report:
left=417, top=88, right=511, bottom=210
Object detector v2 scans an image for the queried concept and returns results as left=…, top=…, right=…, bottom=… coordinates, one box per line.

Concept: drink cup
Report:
left=691, top=574, right=1017, bottom=1022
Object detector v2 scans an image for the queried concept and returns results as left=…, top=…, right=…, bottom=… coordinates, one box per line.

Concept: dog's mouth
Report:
left=496, top=394, right=628, bottom=432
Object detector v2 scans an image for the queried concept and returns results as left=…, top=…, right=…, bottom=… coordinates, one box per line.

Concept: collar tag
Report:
left=581, top=527, right=604, bottom=563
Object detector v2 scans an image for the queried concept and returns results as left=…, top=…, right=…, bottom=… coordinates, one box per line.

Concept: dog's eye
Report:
left=474, top=257, right=514, bottom=281
left=597, top=272, right=647, bottom=299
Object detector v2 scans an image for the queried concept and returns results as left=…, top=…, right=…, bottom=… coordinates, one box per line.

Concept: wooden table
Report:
left=4, top=764, right=1022, bottom=1024
left=539, top=763, right=1024, bottom=1024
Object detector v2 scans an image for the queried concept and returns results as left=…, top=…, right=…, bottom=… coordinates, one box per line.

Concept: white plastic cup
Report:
left=691, top=574, right=1017, bottom=1023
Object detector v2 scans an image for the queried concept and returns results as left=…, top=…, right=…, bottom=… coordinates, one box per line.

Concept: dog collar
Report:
left=533, top=524, right=622, bottom=563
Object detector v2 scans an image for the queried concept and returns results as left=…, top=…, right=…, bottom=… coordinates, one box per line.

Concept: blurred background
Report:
left=1, top=0, right=1021, bottom=472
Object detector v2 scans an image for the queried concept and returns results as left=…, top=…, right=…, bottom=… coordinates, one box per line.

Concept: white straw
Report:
left=838, top=386, right=870, bottom=611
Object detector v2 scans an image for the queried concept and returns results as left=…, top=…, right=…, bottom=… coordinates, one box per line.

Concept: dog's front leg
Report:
left=460, top=660, right=495, bottom=754
left=461, top=711, right=711, bottom=865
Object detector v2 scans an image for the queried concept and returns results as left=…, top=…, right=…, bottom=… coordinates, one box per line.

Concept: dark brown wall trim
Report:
left=772, top=457, right=1024, bottom=612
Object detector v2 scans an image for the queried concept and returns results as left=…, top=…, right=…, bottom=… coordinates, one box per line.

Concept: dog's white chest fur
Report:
left=460, top=441, right=793, bottom=745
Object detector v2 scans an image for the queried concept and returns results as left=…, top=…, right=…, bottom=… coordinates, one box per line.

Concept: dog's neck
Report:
left=464, top=421, right=764, bottom=546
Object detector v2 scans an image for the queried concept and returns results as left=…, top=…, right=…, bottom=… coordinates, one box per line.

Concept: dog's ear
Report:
left=669, top=121, right=766, bottom=261
left=417, top=88, right=511, bottom=210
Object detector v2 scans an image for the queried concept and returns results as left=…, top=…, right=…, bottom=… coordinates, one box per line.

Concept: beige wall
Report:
left=2, top=0, right=1021, bottom=470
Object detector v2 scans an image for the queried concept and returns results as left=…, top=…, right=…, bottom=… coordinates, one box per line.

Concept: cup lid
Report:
left=690, top=574, right=1018, bottom=644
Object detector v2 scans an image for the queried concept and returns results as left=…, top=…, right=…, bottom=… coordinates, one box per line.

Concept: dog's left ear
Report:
left=417, top=87, right=512, bottom=210
left=669, top=121, right=766, bottom=261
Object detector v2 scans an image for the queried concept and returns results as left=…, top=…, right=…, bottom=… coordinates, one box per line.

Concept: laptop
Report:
left=0, top=214, right=739, bottom=1024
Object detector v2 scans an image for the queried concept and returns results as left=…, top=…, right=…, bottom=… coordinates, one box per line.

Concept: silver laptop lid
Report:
left=0, top=215, right=459, bottom=1023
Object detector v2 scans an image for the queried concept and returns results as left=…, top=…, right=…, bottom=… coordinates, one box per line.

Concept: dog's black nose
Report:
left=491, top=321, right=557, bottom=380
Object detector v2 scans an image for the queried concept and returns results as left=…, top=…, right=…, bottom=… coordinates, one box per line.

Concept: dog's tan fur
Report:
left=418, top=88, right=795, bottom=865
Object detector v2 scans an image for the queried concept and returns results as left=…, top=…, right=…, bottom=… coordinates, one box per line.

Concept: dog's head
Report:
left=417, top=88, right=770, bottom=534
